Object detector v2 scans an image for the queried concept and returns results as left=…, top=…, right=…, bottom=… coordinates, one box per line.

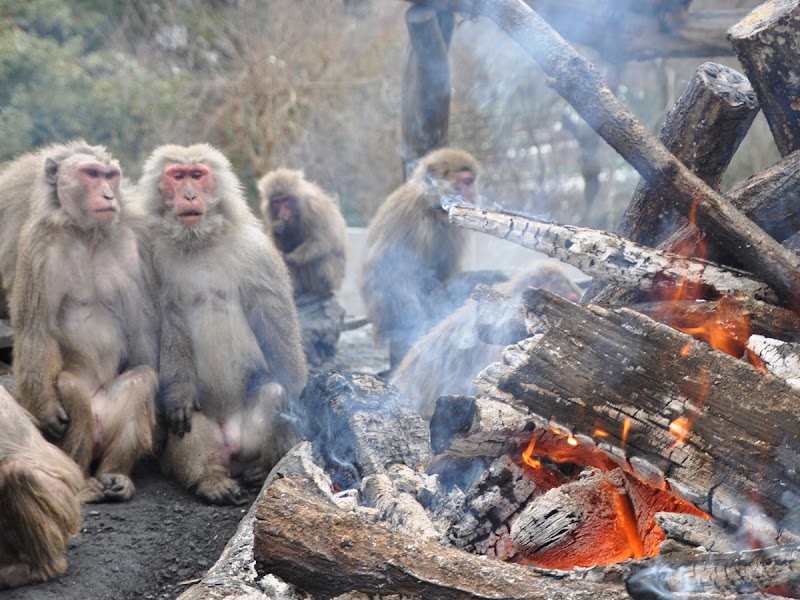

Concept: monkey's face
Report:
left=453, top=169, right=477, bottom=204
left=269, top=195, right=296, bottom=236
left=52, top=154, right=122, bottom=229
left=158, top=163, right=215, bottom=227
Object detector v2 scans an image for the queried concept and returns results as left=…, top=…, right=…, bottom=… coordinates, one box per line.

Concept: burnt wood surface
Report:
left=498, top=289, right=800, bottom=530
left=729, top=1, right=800, bottom=157
left=448, top=205, right=778, bottom=304
left=253, top=473, right=631, bottom=599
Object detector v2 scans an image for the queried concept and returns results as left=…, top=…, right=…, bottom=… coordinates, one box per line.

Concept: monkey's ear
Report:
left=44, top=158, right=60, bottom=185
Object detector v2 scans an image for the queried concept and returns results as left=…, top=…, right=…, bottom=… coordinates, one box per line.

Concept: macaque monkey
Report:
left=0, top=380, right=87, bottom=588
left=391, top=263, right=582, bottom=419
left=0, top=140, right=115, bottom=317
left=360, top=147, right=481, bottom=368
left=138, top=144, right=308, bottom=505
left=10, top=143, right=159, bottom=503
left=257, top=168, right=348, bottom=298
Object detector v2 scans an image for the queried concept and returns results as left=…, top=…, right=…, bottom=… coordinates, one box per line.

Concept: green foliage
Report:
left=0, top=0, right=190, bottom=175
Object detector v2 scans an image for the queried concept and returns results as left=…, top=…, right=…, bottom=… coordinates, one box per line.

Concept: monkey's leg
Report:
left=238, top=382, right=295, bottom=488
left=54, top=371, right=95, bottom=473
left=0, top=461, right=79, bottom=588
left=90, top=366, right=157, bottom=502
left=161, top=411, right=246, bottom=506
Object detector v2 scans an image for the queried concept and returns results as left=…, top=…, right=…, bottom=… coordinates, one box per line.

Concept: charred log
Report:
left=253, top=473, right=631, bottom=599
left=729, top=1, right=800, bottom=157
left=448, top=205, right=778, bottom=304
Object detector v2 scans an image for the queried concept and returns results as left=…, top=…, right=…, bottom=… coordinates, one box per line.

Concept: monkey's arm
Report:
left=125, top=230, right=160, bottom=370
left=283, top=236, right=330, bottom=266
left=158, top=300, right=198, bottom=436
left=10, top=226, right=68, bottom=438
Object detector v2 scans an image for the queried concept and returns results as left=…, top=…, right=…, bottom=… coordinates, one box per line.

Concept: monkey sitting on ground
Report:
left=138, top=144, right=308, bottom=505
left=360, top=147, right=481, bottom=369
left=0, top=386, right=88, bottom=589
left=391, top=262, right=583, bottom=419
left=258, top=168, right=348, bottom=299
left=10, top=142, right=159, bottom=502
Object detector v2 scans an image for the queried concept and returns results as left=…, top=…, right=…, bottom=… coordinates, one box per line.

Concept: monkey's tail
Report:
left=0, top=461, right=81, bottom=581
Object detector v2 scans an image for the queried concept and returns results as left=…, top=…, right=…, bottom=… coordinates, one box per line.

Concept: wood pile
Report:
left=246, top=1, right=800, bottom=598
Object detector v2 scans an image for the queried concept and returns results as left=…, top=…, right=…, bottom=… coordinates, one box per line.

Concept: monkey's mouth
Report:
left=93, top=207, right=119, bottom=220
left=178, top=211, right=205, bottom=226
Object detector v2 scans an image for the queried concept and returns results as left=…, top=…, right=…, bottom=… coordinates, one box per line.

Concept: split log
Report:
left=627, top=297, right=800, bottom=344
left=253, top=473, right=631, bottom=599
left=729, top=1, right=800, bottom=157
left=495, top=288, right=800, bottom=529
left=401, top=3, right=453, bottom=176
left=360, top=473, right=443, bottom=543
left=448, top=205, right=778, bottom=304
left=747, top=335, right=800, bottom=388
left=297, top=371, right=431, bottom=490
left=434, top=0, right=800, bottom=310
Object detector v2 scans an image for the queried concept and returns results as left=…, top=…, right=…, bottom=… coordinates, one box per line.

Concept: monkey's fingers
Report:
left=96, top=473, right=135, bottom=502
left=167, top=405, right=193, bottom=437
left=41, top=405, right=70, bottom=439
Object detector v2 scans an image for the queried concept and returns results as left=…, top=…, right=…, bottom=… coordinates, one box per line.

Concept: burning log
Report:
left=492, top=288, right=800, bottom=529
left=437, top=0, right=800, bottom=309
left=448, top=205, right=778, bottom=304
left=747, top=335, right=800, bottom=389
left=253, top=473, right=632, bottom=599
left=297, top=371, right=431, bottom=489
left=729, top=0, right=800, bottom=157
left=654, top=512, right=738, bottom=553
left=360, top=472, right=443, bottom=543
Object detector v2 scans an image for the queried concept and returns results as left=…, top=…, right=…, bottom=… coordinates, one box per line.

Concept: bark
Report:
left=401, top=3, right=453, bottom=177
left=253, top=473, right=632, bottom=599
left=729, top=1, right=800, bottom=157
left=747, top=334, right=800, bottom=389
left=616, top=62, right=759, bottom=248
left=497, top=289, right=800, bottom=529
left=448, top=205, right=778, bottom=304
left=434, top=0, right=800, bottom=309
left=654, top=512, right=738, bottom=552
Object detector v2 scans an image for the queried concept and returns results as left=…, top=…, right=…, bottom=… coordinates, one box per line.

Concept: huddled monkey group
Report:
left=0, top=141, right=581, bottom=588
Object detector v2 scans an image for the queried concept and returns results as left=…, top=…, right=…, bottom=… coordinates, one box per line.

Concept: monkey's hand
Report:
left=165, top=398, right=197, bottom=437
left=40, top=402, right=70, bottom=439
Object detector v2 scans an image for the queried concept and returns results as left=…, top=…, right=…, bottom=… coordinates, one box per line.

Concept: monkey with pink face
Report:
left=8, top=140, right=158, bottom=503
left=138, top=144, right=308, bottom=505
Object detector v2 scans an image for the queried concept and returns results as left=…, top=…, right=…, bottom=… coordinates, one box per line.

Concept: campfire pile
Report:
left=181, top=1, right=800, bottom=599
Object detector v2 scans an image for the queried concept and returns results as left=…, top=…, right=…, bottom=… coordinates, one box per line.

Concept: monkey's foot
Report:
left=240, top=463, right=268, bottom=489
left=85, top=473, right=135, bottom=503
left=196, top=474, right=247, bottom=506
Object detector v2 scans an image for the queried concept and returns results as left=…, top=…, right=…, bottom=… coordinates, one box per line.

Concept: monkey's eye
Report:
left=173, top=172, right=185, bottom=181
left=461, top=176, right=475, bottom=187
left=191, top=171, right=204, bottom=180
left=106, top=171, right=119, bottom=180
left=86, top=169, right=99, bottom=178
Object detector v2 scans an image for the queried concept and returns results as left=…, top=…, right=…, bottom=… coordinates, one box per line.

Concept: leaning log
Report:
left=253, top=473, right=631, bottom=599
left=401, top=3, right=453, bottom=177
left=435, top=0, right=800, bottom=309
left=448, top=205, right=778, bottom=304
left=616, top=62, right=758, bottom=249
left=497, top=288, right=800, bottom=529
left=729, top=1, right=800, bottom=157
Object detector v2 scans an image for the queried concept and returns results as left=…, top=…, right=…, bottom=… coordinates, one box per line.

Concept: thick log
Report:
left=654, top=512, right=738, bottom=552
left=448, top=205, right=778, bottom=304
left=297, top=371, right=431, bottom=490
left=400, top=3, right=453, bottom=177
left=628, top=297, right=800, bottom=344
left=747, top=334, right=800, bottom=388
left=729, top=1, right=800, bottom=157
left=616, top=62, right=759, bottom=249
left=498, top=289, right=800, bottom=529
left=253, top=473, right=631, bottom=599
left=436, top=0, right=800, bottom=309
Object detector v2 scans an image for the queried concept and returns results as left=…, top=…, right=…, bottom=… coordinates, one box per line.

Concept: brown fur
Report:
left=0, top=387, right=86, bottom=589
left=139, top=144, right=308, bottom=505
left=360, top=147, right=481, bottom=367
left=391, top=262, right=582, bottom=419
left=257, top=168, right=348, bottom=298
left=10, top=143, right=159, bottom=503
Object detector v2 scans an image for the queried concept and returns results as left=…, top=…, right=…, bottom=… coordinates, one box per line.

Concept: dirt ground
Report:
left=4, top=323, right=389, bottom=600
